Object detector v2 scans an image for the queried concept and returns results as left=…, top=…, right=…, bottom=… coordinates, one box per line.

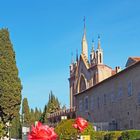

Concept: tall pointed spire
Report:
left=91, top=39, right=94, bottom=52
left=71, top=52, right=74, bottom=64
left=97, top=35, right=101, bottom=50
left=81, top=17, right=88, bottom=59
left=90, top=39, right=96, bottom=65
left=96, top=35, right=103, bottom=64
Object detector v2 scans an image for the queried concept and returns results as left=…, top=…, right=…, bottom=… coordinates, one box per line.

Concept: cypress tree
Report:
left=0, top=29, right=22, bottom=123
left=11, top=112, right=21, bottom=139
left=22, top=98, right=30, bottom=126
left=41, top=91, right=61, bottom=123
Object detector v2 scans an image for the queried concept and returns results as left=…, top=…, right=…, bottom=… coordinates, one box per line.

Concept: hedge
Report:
left=55, top=120, right=140, bottom=140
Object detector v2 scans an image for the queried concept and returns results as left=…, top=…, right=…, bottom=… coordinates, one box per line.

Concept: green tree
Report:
left=11, top=112, right=21, bottom=139
left=41, top=91, right=61, bottom=123
left=22, top=98, right=30, bottom=126
left=0, top=121, right=5, bottom=139
left=30, top=108, right=35, bottom=125
left=0, top=29, right=22, bottom=123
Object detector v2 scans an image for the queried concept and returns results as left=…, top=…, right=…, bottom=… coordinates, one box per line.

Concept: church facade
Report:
left=69, top=26, right=140, bottom=130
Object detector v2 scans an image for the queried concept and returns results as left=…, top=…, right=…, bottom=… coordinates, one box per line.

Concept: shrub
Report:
left=55, top=119, right=94, bottom=140
left=93, top=131, right=107, bottom=140
left=121, top=130, right=140, bottom=140
left=104, top=131, right=122, bottom=140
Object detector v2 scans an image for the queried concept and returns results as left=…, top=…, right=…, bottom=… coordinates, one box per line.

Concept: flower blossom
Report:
left=28, top=122, right=57, bottom=140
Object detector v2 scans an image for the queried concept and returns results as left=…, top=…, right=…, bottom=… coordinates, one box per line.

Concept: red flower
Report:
left=28, top=122, right=57, bottom=140
left=73, top=117, right=88, bottom=132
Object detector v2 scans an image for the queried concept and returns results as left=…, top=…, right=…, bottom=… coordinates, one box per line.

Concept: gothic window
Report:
left=93, top=73, right=96, bottom=85
left=128, top=81, right=132, bottom=96
left=100, top=53, right=102, bottom=63
left=79, top=100, right=83, bottom=111
left=111, top=92, right=115, bottom=103
left=118, top=86, right=123, bottom=100
left=104, top=94, right=106, bottom=105
left=84, top=96, right=89, bottom=111
left=91, top=96, right=94, bottom=110
left=130, top=120, right=133, bottom=129
left=79, top=75, right=86, bottom=92
left=97, top=97, right=100, bottom=109
left=138, top=92, right=140, bottom=105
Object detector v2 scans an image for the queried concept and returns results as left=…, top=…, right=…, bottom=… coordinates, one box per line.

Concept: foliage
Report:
left=93, top=131, right=107, bottom=140
left=22, top=98, right=30, bottom=126
left=93, top=130, right=140, bottom=140
left=0, top=121, right=5, bottom=138
left=0, top=29, right=22, bottom=123
left=104, top=131, right=122, bottom=140
left=11, top=112, right=22, bottom=139
left=121, top=130, right=140, bottom=140
left=55, top=119, right=94, bottom=140
left=30, top=107, right=42, bottom=124
left=41, top=91, right=61, bottom=123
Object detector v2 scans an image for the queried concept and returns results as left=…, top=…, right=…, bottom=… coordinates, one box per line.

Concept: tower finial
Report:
left=97, top=34, right=101, bottom=50
left=81, top=16, right=88, bottom=59
left=71, top=52, right=74, bottom=63
left=91, top=39, right=94, bottom=52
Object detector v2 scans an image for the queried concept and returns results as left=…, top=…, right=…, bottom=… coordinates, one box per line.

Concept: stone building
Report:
left=69, top=25, right=140, bottom=130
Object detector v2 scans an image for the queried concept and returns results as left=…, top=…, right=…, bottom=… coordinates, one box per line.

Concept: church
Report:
left=69, top=24, right=140, bottom=130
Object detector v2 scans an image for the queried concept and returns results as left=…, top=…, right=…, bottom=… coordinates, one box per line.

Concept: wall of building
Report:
left=75, top=62, right=140, bottom=130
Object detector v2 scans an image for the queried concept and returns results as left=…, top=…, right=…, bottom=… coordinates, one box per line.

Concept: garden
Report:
left=28, top=117, right=140, bottom=140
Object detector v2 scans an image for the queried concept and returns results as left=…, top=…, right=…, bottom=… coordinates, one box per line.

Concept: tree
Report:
left=0, top=121, right=5, bottom=139
left=41, top=91, right=61, bottom=123
left=22, top=98, right=30, bottom=126
left=11, top=112, right=21, bottom=139
left=0, top=29, right=22, bottom=123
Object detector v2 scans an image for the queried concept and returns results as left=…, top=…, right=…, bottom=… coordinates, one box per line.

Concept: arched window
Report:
left=93, top=73, right=96, bottom=85
left=100, top=53, right=102, bottom=63
left=79, top=75, right=86, bottom=92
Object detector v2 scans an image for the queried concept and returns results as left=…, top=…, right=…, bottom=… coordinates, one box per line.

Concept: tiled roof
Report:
left=130, top=57, right=140, bottom=61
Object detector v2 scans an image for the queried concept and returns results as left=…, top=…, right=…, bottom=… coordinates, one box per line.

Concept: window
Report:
left=118, top=87, right=123, bottom=100
left=104, top=94, right=106, bottom=105
left=138, top=92, right=140, bottom=105
left=79, top=100, right=83, bottom=111
left=79, top=75, right=86, bottom=92
left=97, top=97, right=100, bottom=108
left=111, top=93, right=115, bottom=103
left=91, top=96, right=94, bottom=110
left=130, top=120, right=133, bottom=129
left=128, top=82, right=132, bottom=96
left=93, top=73, right=96, bottom=85
left=100, top=53, right=102, bottom=63
left=84, top=96, right=89, bottom=111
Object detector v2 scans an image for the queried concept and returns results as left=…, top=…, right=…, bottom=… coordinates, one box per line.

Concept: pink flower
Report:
left=28, top=122, right=57, bottom=140
left=73, top=117, right=88, bottom=132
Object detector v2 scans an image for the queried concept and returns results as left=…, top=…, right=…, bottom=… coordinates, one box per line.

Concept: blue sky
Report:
left=0, top=0, right=140, bottom=110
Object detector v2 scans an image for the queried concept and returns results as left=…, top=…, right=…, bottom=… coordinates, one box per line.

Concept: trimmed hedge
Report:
left=55, top=120, right=140, bottom=140
left=121, top=130, right=140, bottom=140
left=94, top=130, right=140, bottom=140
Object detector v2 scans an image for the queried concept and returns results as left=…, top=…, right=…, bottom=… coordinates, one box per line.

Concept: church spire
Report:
left=97, top=35, right=101, bottom=50
left=90, top=39, right=96, bottom=65
left=91, top=39, right=94, bottom=52
left=96, top=35, right=103, bottom=64
left=81, top=17, right=88, bottom=59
